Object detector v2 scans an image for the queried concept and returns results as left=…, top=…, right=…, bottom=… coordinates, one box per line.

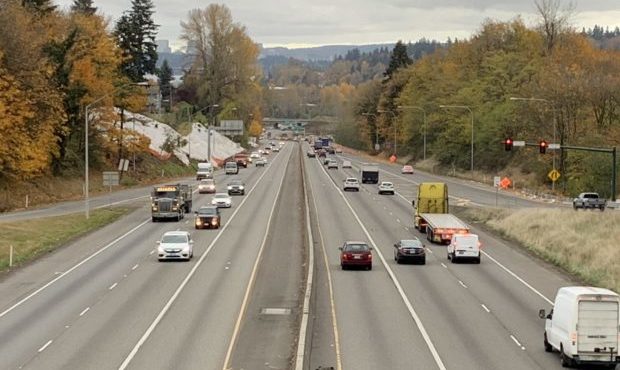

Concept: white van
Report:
left=225, top=161, right=238, bottom=175
left=539, top=286, right=620, bottom=368
left=447, top=233, right=480, bottom=263
left=196, top=162, right=214, bottom=180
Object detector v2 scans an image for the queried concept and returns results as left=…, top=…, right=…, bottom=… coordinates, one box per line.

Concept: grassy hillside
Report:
left=457, top=207, right=620, bottom=292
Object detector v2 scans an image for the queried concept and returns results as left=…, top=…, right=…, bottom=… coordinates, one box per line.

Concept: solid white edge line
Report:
left=79, top=307, right=90, bottom=317
left=38, top=339, right=53, bottom=353
left=480, top=251, right=554, bottom=306
left=441, top=263, right=447, bottom=268
left=458, top=280, right=468, bottom=289
left=221, top=145, right=291, bottom=370
left=0, top=219, right=150, bottom=319
left=294, top=145, right=315, bottom=370
left=317, top=161, right=447, bottom=370
left=93, top=195, right=149, bottom=210
left=116, top=143, right=286, bottom=370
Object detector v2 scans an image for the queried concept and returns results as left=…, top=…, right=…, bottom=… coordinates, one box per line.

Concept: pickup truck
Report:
left=573, top=192, right=606, bottom=211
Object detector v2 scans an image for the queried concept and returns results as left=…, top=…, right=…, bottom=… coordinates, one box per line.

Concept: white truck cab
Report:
left=447, top=233, right=480, bottom=263
left=540, top=286, right=620, bottom=368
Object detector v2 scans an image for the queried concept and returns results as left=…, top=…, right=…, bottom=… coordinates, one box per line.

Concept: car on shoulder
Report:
left=255, top=157, right=267, bottom=166
left=342, top=160, right=352, bottom=169
left=327, top=160, right=338, bottom=169
left=211, top=193, right=233, bottom=208
left=343, top=177, right=360, bottom=192
left=340, top=241, right=372, bottom=270
left=157, top=231, right=193, bottom=261
left=307, top=150, right=316, bottom=158
left=198, top=179, right=216, bottom=194
left=378, top=181, right=395, bottom=195
left=401, top=165, right=414, bottom=174
left=194, top=206, right=221, bottom=229
left=227, top=179, right=245, bottom=195
left=393, top=238, right=426, bottom=264
left=335, top=147, right=343, bottom=153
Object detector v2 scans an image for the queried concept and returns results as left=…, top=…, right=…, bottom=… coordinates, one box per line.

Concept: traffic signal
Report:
left=504, top=138, right=513, bottom=151
left=539, top=140, right=548, bottom=154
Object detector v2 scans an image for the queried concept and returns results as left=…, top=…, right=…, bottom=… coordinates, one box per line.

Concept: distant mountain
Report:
left=259, top=44, right=395, bottom=61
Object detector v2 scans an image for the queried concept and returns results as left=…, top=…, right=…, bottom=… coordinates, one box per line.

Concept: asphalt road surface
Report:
left=0, top=141, right=609, bottom=370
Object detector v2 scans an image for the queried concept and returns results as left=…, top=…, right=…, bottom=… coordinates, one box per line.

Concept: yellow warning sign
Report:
left=548, top=169, right=560, bottom=182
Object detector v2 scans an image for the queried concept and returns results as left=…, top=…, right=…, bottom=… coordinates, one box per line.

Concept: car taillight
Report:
left=367, top=253, right=372, bottom=259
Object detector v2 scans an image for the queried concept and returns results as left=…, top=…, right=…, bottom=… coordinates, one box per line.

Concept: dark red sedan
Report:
left=339, top=241, right=373, bottom=270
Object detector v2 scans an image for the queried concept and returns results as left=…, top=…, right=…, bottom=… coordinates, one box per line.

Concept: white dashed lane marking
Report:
left=38, top=340, right=53, bottom=353
left=108, top=283, right=118, bottom=290
left=79, top=307, right=90, bottom=317
left=510, top=335, right=526, bottom=350
left=481, top=304, right=491, bottom=313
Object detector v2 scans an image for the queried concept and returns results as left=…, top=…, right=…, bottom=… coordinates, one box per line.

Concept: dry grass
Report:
left=459, top=207, right=620, bottom=292
left=0, top=207, right=132, bottom=272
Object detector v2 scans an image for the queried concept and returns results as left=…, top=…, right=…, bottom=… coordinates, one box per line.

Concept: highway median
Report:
left=455, top=206, right=620, bottom=293
left=0, top=207, right=133, bottom=273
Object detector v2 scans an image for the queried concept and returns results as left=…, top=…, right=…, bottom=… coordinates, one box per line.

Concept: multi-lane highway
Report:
left=0, top=141, right=598, bottom=370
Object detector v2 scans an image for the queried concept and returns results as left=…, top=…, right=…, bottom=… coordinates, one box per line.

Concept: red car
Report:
left=401, top=165, right=414, bottom=174
left=339, top=241, right=373, bottom=270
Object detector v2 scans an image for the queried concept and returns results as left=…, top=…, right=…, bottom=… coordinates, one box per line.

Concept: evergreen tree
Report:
left=157, top=59, right=173, bottom=110
left=114, top=0, right=159, bottom=82
left=71, top=0, right=97, bottom=15
left=21, top=0, right=56, bottom=14
left=384, top=40, right=412, bottom=79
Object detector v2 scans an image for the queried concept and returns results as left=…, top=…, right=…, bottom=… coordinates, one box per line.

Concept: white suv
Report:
left=378, top=181, right=395, bottom=195
left=157, top=231, right=193, bottom=261
left=343, top=178, right=360, bottom=192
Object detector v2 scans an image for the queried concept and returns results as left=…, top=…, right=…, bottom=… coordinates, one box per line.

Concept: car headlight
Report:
left=195, top=219, right=201, bottom=225
left=239, top=186, right=244, bottom=190
left=152, top=206, right=157, bottom=211
left=172, top=206, right=178, bottom=211
left=227, top=186, right=232, bottom=190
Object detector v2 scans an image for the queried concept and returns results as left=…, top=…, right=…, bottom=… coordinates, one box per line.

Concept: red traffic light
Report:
left=504, top=138, right=513, bottom=151
left=539, top=140, right=548, bottom=154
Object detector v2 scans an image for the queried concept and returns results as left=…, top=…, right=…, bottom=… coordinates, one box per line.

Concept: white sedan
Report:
left=343, top=177, right=360, bottom=192
left=157, top=231, right=193, bottom=261
left=378, top=181, right=395, bottom=195
left=211, top=193, right=233, bottom=208
left=342, top=160, right=352, bottom=168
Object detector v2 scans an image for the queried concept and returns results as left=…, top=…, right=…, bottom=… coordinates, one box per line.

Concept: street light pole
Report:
left=440, top=105, right=474, bottom=173
left=398, top=105, right=427, bottom=160
left=362, top=112, right=379, bottom=151
left=377, top=109, right=398, bottom=155
left=84, top=82, right=144, bottom=219
left=509, top=97, right=557, bottom=190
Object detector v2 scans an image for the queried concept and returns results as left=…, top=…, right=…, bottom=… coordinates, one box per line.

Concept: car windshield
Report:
left=153, top=191, right=178, bottom=198
left=201, top=180, right=214, bottom=185
left=400, top=240, right=422, bottom=248
left=161, top=235, right=187, bottom=244
left=346, top=178, right=357, bottom=183
left=198, top=208, right=217, bottom=215
left=229, top=180, right=243, bottom=185
left=214, top=194, right=228, bottom=199
left=344, top=243, right=369, bottom=252
left=381, top=182, right=393, bottom=186
left=226, top=163, right=236, bottom=168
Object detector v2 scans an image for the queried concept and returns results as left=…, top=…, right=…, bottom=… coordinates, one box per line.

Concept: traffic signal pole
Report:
left=508, top=141, right=617, bottom=201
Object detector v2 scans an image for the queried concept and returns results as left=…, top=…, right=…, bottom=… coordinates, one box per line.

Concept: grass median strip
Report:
left=0, top=207, right=132, bottom=272
left=456, top=207, right=620, bottom=292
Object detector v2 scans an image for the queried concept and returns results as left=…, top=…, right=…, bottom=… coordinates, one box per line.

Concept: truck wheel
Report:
left=451, top=253, right=457, bottom=264
left=152, top=217, right=158, bottom=222
left=544, top=334, right=552, bottom=352
left=560, top=346, right=573, bottom=368
left=475, top=255, right=481, bottom=264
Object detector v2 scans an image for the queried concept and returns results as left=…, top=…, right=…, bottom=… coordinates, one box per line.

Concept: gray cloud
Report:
left=54, top=0, right=619, bottom=48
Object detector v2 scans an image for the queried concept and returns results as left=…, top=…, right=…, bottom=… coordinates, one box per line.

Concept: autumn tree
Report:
left=181, top=4, right=260, bottom=110
left=114, top=0, right=159, bottom=82
left=71, top=0, right=97, bottom=15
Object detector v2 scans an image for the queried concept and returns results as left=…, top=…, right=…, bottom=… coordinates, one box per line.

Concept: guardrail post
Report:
left=9, top=245, right=13, bottom=268
left=612, top=147, right=617, bottom=202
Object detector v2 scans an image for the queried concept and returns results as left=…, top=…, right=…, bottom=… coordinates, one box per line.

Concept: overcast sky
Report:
left=54, top=0, right=620, bottom=50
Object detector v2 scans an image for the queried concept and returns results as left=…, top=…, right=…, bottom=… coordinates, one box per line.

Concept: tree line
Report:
left=0, top=1, right=262, bottom=185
